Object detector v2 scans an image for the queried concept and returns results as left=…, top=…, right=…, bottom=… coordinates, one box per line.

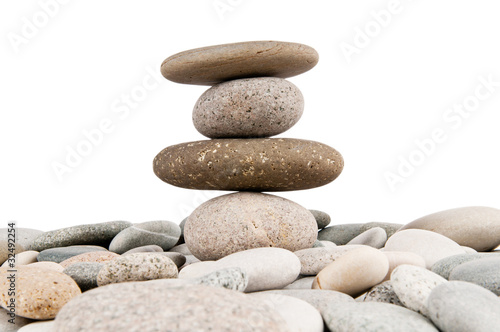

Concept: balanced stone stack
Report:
left=154, top=41, right=344, bottom=261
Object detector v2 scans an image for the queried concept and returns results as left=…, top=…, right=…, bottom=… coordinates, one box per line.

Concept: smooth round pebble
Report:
left=63, top=262, right=103, bottom=292
left=154, top=138, right=343, bottom=192
left=193, top=77, right=303, bottom=138
left=169, top=243, right=191, bottom=255
left=185, top=192, right=317, bottom=261
left=384, top=229, right=465, bottom=268
left=261, top=289, right=354, bottom=313
left=390, top=264, right=447, bottom=317
left=37, top=246, right=108, bottom=263
left=0, top=308, right=34, bottom=332
left=364, top=281, right=404, bottom=307
left=59, top=251, right=119, bottom=268
left=312, top=246, right=389, bottom=297
left=249, top=293, right=323, bottom=332
left=323, top=302, right=438, bottom=332
left=427, top=281, right=500, bottom=332
left=359, top=222, right=402, bottom=239
left=122, top=244, right=163, bottom=255
left=97, top=253, right=178, bottom=286
left=109, top=220, right=181, bottom=254
left=399, top=206, right=500, bottom=251
left=29, top=221, right=131, bottom=251
left=382, top=251, right=427, bottom=281
left=26, top=261, right=64, bottom=272
left=0, top=266, right=81, bottom=319
left=294, top=246, right=362, bottom=275
left=53, top=283, right=288, bottom=331
left=449, top=256, right=500, bottom=295
left=317, top=224, right=363, bottom=245
left=309, top=210, right=331, bottom=229
left=347, top=227, right=387, bottom=248
left=161, top=40, right=318, bottom=85
left=0, top=228, right=43, bottom=264
left=430, top=253, right=494, bottom=279
left=283, top=277, right=315, bottom=290
left=1, top=251, right=38, bottom=267
left=17, top=321, right=55, bottom=332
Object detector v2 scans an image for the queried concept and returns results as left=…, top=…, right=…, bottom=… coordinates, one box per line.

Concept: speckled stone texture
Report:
left=96, top=253, right=178, bottom=286
left=63, top=262, right=102, bottom=292
left=53, top=283, right=288, bottom=332
left=184, top=192, right=317, bottom=261
left=0, top=266, right=81, bottom=319
left=153, top=138, right=343, bottom=192
left=29, top=221, right=132, bottom=251
left=59, top=251, right=119, bottom=268
left=193, top=77, right=303, bottom=138
left=161, top=40, right=318, bottom=85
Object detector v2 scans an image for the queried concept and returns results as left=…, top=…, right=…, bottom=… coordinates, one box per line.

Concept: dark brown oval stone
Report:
left=153, top=138, right=343, bottom=191
left=161, top=41, right=319, bottom=85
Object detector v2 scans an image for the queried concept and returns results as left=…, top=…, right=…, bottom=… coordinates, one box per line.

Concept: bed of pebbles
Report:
left=1, top=41, right=500, bottom=331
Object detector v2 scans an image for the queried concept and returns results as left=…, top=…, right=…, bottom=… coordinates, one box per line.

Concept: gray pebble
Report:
left=347, top=227, right=387, bottom=248
left=196, top=267, right=248, bottom=292
left=431, top=253, right=496, bottom=279
left=309, top=210, right=331, bottom=229
left=37, top=246, right=108, bottom=263
left=317, top=224, right=363, bottom=245
left=122, top=245, right=163, bottom=255
left=260, top=289, right=354, bottom=313
left=449, top=256, right=500, bottom=295
left=359, top=222, right=403, bottom=239
left=364, top=281, right=404, bottom=307
left=63, top=262, right=103, bottom=292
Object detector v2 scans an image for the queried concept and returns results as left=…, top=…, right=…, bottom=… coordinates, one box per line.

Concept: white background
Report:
left=1, top=0, right=500, bottom=231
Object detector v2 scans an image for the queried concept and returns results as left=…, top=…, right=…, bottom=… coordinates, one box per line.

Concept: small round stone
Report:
left=0, top=266, right=81, bottom=319
left=53, top=283, right=288, bottom=331
left=197, top=267, right=248, bottom=292
left=260, top=289, right=354, bottom=313
left=17, top=321, right=55, bottom=331
left=161, top=40, right=319, bottom=85
left=347, top=227, right=387, bottom=248
left=63, top=262, right=103, bottom=292
left=97, top=253, right=178, bottom=286
left=1, top=251, right=38, bottom=267
left=37, top=246, right=108, bottom=263
left=317, top=224, right=364, bottom=245
left=153, top=138, right=343, bottom=192
left=449, top=256, right=500, bottom=295
left=185, top=192, right=317, bottom=261
left=59, top=251, right=120, bottom=268
left=193, top=77, right=303, bottom=138
left=122, top=244, right=164, bottom=255
left=430, top=253, right=494, bottom=279
left=0, top=227, right=43, bottom=264
left=27, top=261, right=64, bottom=272
left=382, top=251, right=426, bottom=281
left=294, top=246, right=362, bottom=275
left=109, top=220, right=181, bottom=254
left=309, top=210, right=331, bottom=229
left=364, top=281, right=404, bottom=307
left=359, top=222, right=402, bottom=239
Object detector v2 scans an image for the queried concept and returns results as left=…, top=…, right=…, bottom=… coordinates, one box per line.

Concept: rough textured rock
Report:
left=29, top=221, right=131, bottom=251
left=185, top=192, right=317, bottom=261
left=109, top=220, right=181, bottom=254
left=161, top=40, right=319, bottom=85
left=399, top=206, right=500, bottom=251
left=427, top=281, right=500, bottom=332
left=364, top=281, right=404, bottom=307
left=153, top=138, right=343, bottom=192
left=63, top=262, right=103, bottom=292
left=0, top=266, right=81, bottom=319
left=193, top=77, right=303, bottom=138
left=53, top=283, right=288, bottom=331
left=97, top=253, right=178, bottom=286
left=317, top=224, right=363, bottom=245
left=197, top=267, right=248, bottom=292
left=37, top=246, right=108, bottom=263
left=384, top=229, right=465, bottom=268
left=449, top=256, right=500, bottom=295
left=312, top=246, right=389, bottom=297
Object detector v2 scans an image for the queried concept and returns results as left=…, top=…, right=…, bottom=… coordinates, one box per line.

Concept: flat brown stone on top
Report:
left=161, top=40, right=319, bottom=85
left=153, top=138, right=343, bottom=192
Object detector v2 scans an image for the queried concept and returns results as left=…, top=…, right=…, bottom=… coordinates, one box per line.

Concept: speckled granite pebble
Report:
left=53, top=283, right=288, bottom=331
left=185, top=192, right=317, bottom=261
left=153, top=138, right=343, bottom=192
left=309, top=210, right=331, bottom=229
left=0, top=266, right=81, bottom=319
left=29, top=221, right=131, bottom=251
left=37, top=246, right=108, bottom=263
left=109, top=220, right=181, bottom=254
left=449, top=256, right=500, bottom=295
left=197, top=267, right=248, bottom=292
left=161, top=40, right=318, bottom=85
left=363, top=281, right=404, bottom=307
left=59, top=251, right=119, bottom=268
left=97, top=253, right=178, bottom=286
left=63, top=262, right=102, bottom=292
left=193, top=77, right=303, bottom=138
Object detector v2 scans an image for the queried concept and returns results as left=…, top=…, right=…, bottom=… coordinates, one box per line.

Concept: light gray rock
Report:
left=29, top=221, right=131, bottom=251
left=391, top=264, right=447, bottom=317
left=1, top=251, right=38, bottom=267
left=53, top=283, right=288, bottom=331
left=261, top=289, right=354, bottom=313
left=121, top=245, right=163, bottom=255
left=359, top=222, right=402, bottom=239
left=364, top=281, right=404, bottom=307
left=317, top=223, right=363, bottom=245
left=283, top=277, right=315, bottom=290
left=97, top=253, right=178, bottom=286
left=37, top=246, right=108, bottom=263
left=322, top=302, right=438, bottom=331
left=109, top=220, right=181, bottom=254
left=449, top=256, right=500, bottom=295
left=18, top=321, right=55, bottom=332
left=0, top=227, right=43, bottom=264
left=427, top=281, right=500, bottom=332
left=249, top=293, right=323, bottom=332
left=197, top=267, right=248, bottom=292
left=347, top=227, right=387, bottom=248
left=400, top=206, right=500, bottom=251
left=63, top=262, right=102, bottom=292
left=384, top=229, right=465, bottom=268
left=169, top=243, right=191, bottom=255
left=430, top=253, right=495, bottom=279
left=382, top=251, right=426, bottom=281
left=309, top=210, right=331, bottom=229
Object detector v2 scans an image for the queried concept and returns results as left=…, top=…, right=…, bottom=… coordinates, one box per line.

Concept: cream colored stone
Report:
left=59, top=251, right=120, bottom=268
left=26, top=261, right=64, bottom=272
left=1, top=251, right=38, bottom=267
left=294, top=245, right=364, bottom=275
left=382, top=251, right=427, bottom=281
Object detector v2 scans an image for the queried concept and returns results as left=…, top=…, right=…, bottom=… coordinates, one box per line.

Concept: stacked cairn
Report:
left=154, top=41, right=344, bottom=261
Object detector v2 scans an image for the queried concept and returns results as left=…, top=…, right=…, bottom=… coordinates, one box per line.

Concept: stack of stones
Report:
left=154, top=40, right=344, bottom=260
